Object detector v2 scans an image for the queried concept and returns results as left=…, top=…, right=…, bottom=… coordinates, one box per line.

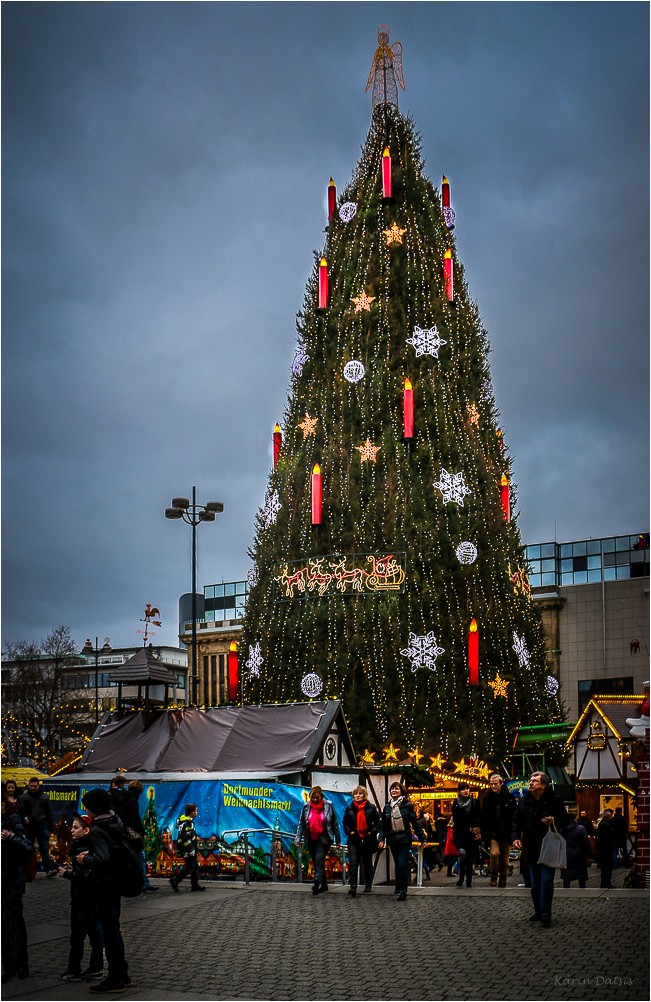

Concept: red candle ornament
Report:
left=228, top=641, right=239, bottom=701
left=500, top=474, right=510, bottom=521
left=468, top=618, right=479, bottom=685
left=318, top=257, right=329, bottom=310
left=444, top=249, right=453, bottom=301
left=311, top=463, right=322, bottom=525
left=403, top=378, right=414, bottom=439
left=327, top=178, right=336, bottom=222
left=273, top=423, right=282, bottom=470
left=441, top=175, right=450, bottom=208
left=382, top=147, right=392, bottom=200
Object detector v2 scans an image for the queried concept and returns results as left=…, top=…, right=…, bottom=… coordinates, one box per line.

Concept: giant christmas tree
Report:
left=241, top=28, right=564, bottom=761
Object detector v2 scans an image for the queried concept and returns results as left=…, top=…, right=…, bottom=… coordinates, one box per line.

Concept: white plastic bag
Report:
left=537, top=821, right=567, bottom=869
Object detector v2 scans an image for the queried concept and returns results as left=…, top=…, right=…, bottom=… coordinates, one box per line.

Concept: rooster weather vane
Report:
left=365, top=24, right=405, bottom=110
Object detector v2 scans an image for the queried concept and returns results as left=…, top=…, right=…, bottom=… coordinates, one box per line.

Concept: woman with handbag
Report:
left=343, top=786, right=381, bottom=896
left=295, top=786, right=341, bottom=895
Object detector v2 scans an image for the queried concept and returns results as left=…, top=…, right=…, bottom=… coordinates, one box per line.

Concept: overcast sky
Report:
left=2, top=2, right=648, bottom=652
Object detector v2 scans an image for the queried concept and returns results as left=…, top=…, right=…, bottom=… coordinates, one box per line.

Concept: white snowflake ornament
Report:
left=262, top=490, right=281, bottom=528
left=246, top=565, right=259, bottom=587
left=245, top=643, right=264, bottom=677
left=301, top=672, right=323, bottom=698
left=512, top=632, right=530, bottom=669
left=339, top=202, right=357, bottom=223
left=433, top=469, right=472, bottom=507
left=400, top=632, right=445, bottom=673
left=406, top=325, right=447, bottom=358
left=545, top=675, right=559, bottom=696
left=291, top=348, right=308, bottom=377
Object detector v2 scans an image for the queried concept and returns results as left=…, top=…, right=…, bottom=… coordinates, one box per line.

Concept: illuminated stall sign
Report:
left=274, top=552, right=406, bottom=599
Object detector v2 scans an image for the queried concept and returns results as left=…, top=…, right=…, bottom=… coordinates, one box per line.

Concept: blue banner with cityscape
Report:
left=46, top=780, right=351, bottom=880
left=273, top=552, right=406, bottom=599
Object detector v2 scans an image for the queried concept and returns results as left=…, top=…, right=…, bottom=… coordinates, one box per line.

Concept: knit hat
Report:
left=82, top=788, right=111, bottom=815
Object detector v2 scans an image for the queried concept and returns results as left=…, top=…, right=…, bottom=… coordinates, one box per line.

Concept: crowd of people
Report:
left=1, top=771, right=633, bottom=988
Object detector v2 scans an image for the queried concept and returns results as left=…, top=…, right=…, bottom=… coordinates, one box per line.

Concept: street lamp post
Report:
left=82, top=637, right=112, bottom=725
left=165, top=487, right=224, bottom=706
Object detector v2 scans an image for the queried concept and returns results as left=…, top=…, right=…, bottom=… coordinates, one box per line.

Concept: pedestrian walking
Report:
left=595, top=809, right=615, bottom=888
left=442, top=819, right=459, bottom=876
left=343, top=786, right=381, bottom=896
left=452, top=782, right=482, bottom=888
left=20, top=777, right=57, bottom=876
left=79, top=788, right=132, bottom=993
left=511, top=771, right=568, bottom=928
left=1, top=789, right=33, bottom=984
left=295, top=786, right=341, bottom=896
left=379, top=782, right=426, bottom=901
left=170, top=804, right=204, bottom=893
left=58, top=814, right=104, bottom=983
left=610, top=807, right=629, bottom=867
left=560, top=813, right=592, bottom=888
left=480, top=773, right=516, bottom=887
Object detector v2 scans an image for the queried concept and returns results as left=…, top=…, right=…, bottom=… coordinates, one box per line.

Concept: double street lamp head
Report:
left=165, top=495, right=224, bottom=523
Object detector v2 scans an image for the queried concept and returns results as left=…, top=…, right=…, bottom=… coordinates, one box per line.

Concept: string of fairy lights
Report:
left=241, top=106, right=562, bottom=760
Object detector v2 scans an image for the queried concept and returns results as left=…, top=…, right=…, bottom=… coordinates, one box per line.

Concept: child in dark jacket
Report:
left=58, top=814, right=104, bottom=982
left=170, top=804, right=204, bottom=892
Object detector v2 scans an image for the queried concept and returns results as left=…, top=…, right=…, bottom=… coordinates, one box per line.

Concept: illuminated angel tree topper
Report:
left=241, top=29, right=563, bottom=759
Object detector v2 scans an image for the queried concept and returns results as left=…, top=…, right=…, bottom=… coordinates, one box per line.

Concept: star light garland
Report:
left=351, top=291, right=376, bottom=313
left=356, top=438, right=381, bottom=463
left=298, top=413, right=318, bottom=438
left=382, top=222, right=406, bottom=245
left=488, top=672, right=510, bottom=698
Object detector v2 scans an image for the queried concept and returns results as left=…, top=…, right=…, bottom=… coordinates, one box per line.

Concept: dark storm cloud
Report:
left=2, top=2, right=648, bottom=650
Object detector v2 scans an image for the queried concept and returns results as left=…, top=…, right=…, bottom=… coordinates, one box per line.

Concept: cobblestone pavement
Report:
left=3, top=870, right=648, bottom=1002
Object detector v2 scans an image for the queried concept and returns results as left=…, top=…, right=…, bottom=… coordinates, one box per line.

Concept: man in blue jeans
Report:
left=512, top=772, right=568, bottom=928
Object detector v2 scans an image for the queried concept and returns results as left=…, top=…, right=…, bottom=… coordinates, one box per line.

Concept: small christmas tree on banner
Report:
left=241, top=26, right=564, bottom=760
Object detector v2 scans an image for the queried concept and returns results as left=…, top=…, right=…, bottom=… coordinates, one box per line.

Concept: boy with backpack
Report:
left=80, top=787, right=143, bottom=993
left=58, top=814, right=104, bottom=983
left=170, top=804, right=204, bottom=892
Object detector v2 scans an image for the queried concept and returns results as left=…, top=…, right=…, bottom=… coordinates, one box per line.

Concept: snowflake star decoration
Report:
left=512, top=631, right=530, bottom=669
left=433, top=468, right=472, bottom=507
left=291, top=348, right=308, bottom=377
left=356, top=438, right=381, bottom=463
left=406, top=325, right=447, bottom=358
left=351, top=291, right=376, bottom=313
left=246, top=565, right=259, bottom=587
left=245, top=643, right=264, bottom=677
left=298, top=412, right=318, bottom=438
left=301, top=672, right=323, bottom=698
left=400, top=631, right=445, bottom=673
left=488, top=672, right=510, bottom=699
left=339, top=201, right=357, bottom=223
left=261, top=490, right=281, bottom=529
left=383, top=223, right=406, bottom=246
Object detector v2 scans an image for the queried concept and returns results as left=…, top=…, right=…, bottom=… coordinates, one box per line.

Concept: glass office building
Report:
left=525, top=533, right=649, bottom=589
left=202, top=580, right=249, bottom=624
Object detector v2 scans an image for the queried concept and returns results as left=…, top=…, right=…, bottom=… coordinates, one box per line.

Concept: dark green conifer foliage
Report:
left=241, top=105, right=564, bottom=760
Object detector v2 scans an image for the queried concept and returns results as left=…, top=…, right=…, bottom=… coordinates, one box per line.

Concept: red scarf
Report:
left=308, top=801, right=325, bottom=840
left=354, top=800, right=368, bottom=837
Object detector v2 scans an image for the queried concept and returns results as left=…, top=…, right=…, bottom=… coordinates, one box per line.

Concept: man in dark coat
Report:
left=511, top=771, right=568, bottom=927
left=2, top=789, right=33, bottom=983
left=80, top=788, right=132, bottom=994
left=20, top=777, right=57, bottom=875
left=481, top=774, right=516, bottom=887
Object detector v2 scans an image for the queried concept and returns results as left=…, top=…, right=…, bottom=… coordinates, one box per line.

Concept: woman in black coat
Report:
left=343, top=786, right=381, bottom=896
left=560, top=815, right=591, bottom=888
left=380, top=782, right=425, bottom=901
left=452, top=782, right=482, bottom=888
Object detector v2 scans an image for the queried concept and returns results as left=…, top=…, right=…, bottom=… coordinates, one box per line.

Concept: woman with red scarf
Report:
left=295, top=787, right=341, bottom=895
left=343, top=786, right=382, bottom=896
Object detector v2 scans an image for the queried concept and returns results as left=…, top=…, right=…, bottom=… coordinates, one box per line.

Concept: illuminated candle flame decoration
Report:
left=327, top=178, right=336, bottom=222
left=500, top=473, right=511, bottom=521
left=228, top=641, right=239, bottom=701
left=403, top=378, right=414, bottom=439
left=311, top=463, right=322, bottom=525
left=441, top=175, right=456, bottom=230
left=444, top=248, right=453, bottom=301
left=468, top=618, right=479, bottom=685
left=382, top=147, right=392, bottom=200
left=273, top=423, right=282, bottom=470
left=318, top=257, right=329, bottom=310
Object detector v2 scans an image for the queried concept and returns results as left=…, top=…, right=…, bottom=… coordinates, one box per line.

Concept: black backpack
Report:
left=92, top=826, right=145, bottom=898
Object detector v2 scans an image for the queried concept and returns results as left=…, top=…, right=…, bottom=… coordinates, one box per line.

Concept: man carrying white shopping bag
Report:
left=511, top=772, right=568, bottom=928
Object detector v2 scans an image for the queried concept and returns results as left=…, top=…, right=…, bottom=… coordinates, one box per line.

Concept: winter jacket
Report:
left=452, top=797, right=482, bottom=852
left=381, top=797, right=426, bottom=846
left=296, top=800, right=341, bottom=845
left=63, top=833, right=97, bottom=907
left=80, top=811, right=126, bottom=885
left=110, top=788, right=144, bottom=845
left=343, top=801, right=382, bottom=845
left=511, top=786, right=568, bottom=862
left=1, top=812, right=33, bottom=898
left=20, top=788, right=53, bottom=830
left=480, top=786, right=516, bottom=844
left=561, top=819, right=591, bottom=874
left=595, top=818, right=615, bottom=859
left=176, top=814, right=198, bottom=857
